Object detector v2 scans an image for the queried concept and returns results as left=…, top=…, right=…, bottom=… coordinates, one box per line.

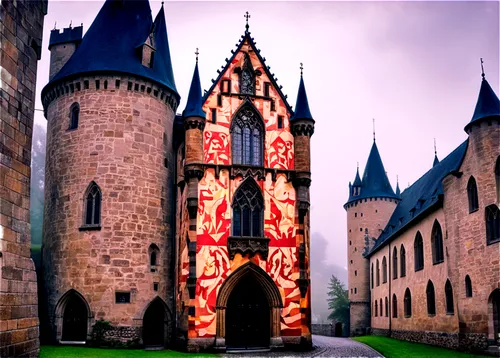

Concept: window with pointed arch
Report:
left=382, top=256, right=387, bottom=283
left=379, top=298, right=383, bottom=317
left=431, top=220, right=444, bottom=264
left=485, top=204, right=500, bottom=245
left=445, top=279, right=454, bottom=314
left=239, top=53, right=255, bottom=95
left=231, top=104, right=264, bottom=166
left=385, top=297, right=389, bottom=317
left=376, top=259, right=380, bottom=286
left=374, top=300, right=378, bottom=317
left=400, top=244, right=406, bottom=277
left=495, top=157, right=500, bottom=204
left=232, top=178, right=264, bottom=237
left=426, top=280, right=436, bottom=315
left=467, top=176, right=479, bottom=213
left=69, top=102, right=79, bottom=130
left=392, top=294, right=398, bottom=318
left=465, top=275, right=473, bottom=298
left=371, top=263, right=374, bottom=289
left=414, top=231, right=424, bottom=271
left=83, top=182, right=101, bottom=227
left=393, top=246, right=398, bottom=280
left=149, top=244, right=160, bottom=272
left=404, top=288, right=412, bottom=318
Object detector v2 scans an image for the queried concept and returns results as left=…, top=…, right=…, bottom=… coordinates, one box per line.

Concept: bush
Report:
left=90, top=319, right=112, bottom=347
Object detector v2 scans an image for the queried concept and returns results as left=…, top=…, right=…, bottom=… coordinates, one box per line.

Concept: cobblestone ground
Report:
left=219, top=335, right=384, bottom=357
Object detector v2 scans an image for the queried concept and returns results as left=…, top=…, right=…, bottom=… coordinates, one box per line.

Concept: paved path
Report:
left=219, top=335, right=383, bottom=357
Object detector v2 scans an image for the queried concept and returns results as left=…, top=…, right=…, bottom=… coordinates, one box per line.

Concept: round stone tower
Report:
left=344, top=140, right=399, bottom=336
left=41, top=0, right=179, bottom=346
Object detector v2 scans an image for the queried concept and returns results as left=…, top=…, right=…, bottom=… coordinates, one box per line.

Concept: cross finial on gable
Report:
left=195, top=48, right=199, bottom=63
left=244, top=11, right=251, bottom=32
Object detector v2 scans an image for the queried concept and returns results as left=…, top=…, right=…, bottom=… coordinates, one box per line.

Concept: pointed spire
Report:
left=361, top=141, right=397, bottom=199
left=395, top=175, right=401, bottom=197
left=433, top=138, right=439, bottom=167
left=353, top=164, right=362, bottom=187
left=183, top=51, right=205, bottom=119
left=291, top=63, right=313, bottom=121
left=153, top=2, right=177, bottom=91
left=465, top=58, right=500, bottom=132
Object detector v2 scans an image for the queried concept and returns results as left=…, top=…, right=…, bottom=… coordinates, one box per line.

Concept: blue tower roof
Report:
left=353, top=167, right=362, bottom=187
left=395, top=181, right=401, bottom=197
left=433, top=154, right=440, bottom=167
left=183, top=61, right=205, bottom=118
left=465, top=77, right=500, bottom=132
left=43, top=0, right=178, bottom=100
left=291, top=76, right=313, bottom=121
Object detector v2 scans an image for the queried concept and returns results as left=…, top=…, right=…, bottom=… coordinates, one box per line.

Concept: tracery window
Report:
left=426, top=280, right=436, bottom=315
left=239, top=53, right=255, bottom=95
left=232, top=178, right=264, bottom=237
left=84, top=182, right=101, bottom=226
left=404, top=288, right=412, bottom=318
left=393, top=246, right=398, bottom=279
left=231, top=104, right=264, bottom=166
left=445, top=279, right=454, bottom=314
left=400, top=245, right=406, bottom=277
left=69, top=102, right=79, bottom=130
left=467, top=176, right=479, bottom=213
left=486, top=205, right=500, bottom=244
left=431, top=220, right=444, bottom=264
left=414, top=232, right=424, bottom=271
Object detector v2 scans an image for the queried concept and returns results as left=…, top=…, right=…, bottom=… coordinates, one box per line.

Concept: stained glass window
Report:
left=231, top=106, right=263, bottom=166
left=232, top=179, right=263, bottom=237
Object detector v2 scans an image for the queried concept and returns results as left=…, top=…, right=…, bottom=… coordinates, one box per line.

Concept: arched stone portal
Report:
left=489, top=289, right=500, bottom=345
left=55, top=289, right=90, bottom=342
left=142, top=297, right=169, bottom=348
left=215, top=262, right=284, bottom=351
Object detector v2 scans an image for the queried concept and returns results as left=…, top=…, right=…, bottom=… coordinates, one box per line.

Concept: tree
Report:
left=30, top=124, right=46, bottom=246
left=327, top=275, right=350, bottom=328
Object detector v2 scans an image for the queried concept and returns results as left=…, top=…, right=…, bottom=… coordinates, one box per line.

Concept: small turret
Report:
left=395, top=178, right=401, bottom=197
left=48, top=25, right=83, bottom=80
left=433, top=138, right=440, bottom=167
left=350, top=166, right=362, bottom=198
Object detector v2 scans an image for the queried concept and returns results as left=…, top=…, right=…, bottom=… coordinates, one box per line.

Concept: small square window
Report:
left=115, top=292, right=130, bottom=304
left=222, top=80, right=231, bottom=94
left=277, top=115, right=283, bottom=129
left=84, top=80, right=89, bottom=89
left=153, top=283, right=159, bottom=291
left=95, top=80, right=100, bottom=89
left=211, top=109, right=217, bottom=124
left=115, top=80, right=120, bottom=89
left=264, top=82, right=271, bottom=97
left=270, top=100, right=276, bottom=112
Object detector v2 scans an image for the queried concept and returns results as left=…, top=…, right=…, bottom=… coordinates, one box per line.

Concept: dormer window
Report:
left=239, top=53, right=255, bottom=95
left=141, top=33, right=155, bottom=68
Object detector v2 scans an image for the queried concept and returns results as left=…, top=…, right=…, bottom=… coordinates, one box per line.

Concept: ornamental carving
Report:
left=227, top=236, right=270, bottom=260
left=291, top=122, right=314, bottom=137
left=230, top=165, right=266, bottom=180
left=184, top=117, right=205, bottom=130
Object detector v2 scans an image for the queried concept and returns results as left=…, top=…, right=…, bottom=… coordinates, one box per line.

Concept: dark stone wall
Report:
left=0, top=0, right=46, bottom=356
left=311, top=324, right=333, bottom=336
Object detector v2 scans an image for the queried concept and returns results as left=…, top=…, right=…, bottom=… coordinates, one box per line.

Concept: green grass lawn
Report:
left=353, top=336, right=490, bottom=358
left=40, top=346, right=216, bottom=358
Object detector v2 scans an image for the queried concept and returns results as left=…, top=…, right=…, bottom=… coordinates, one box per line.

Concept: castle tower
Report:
left=41, top=0, right=179, bottom=346
left=48, top=25, right=83, bottom=80
left=344, top=139, right=399, bottom=336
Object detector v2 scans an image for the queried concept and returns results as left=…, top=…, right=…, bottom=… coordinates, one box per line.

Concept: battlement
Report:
left=49, top=25, right=83, bottom=50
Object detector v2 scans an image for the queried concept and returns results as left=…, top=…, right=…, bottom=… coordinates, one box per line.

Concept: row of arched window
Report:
left=371, top=220, right=444, bottom=288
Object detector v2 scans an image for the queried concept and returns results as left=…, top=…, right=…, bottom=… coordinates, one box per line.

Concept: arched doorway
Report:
left=61, top=292, right=88, bottom=342
left=489, top=289, right=500, bottom=345
left=226, top=275, right=270, bottom=349
left=143, top=298, right=167, bottom=348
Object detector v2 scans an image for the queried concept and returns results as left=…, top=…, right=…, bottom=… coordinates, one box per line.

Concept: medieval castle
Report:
left=345, top=61, right=500, bottom=352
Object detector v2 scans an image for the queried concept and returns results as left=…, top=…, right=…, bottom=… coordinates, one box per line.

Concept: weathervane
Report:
left=244, top=11, right=251, bottom=31
left=195, top=48, right=199, bottom=63
left=300, top=62, right=303, bottom=77
left=480, top=58, right=485, bottom=79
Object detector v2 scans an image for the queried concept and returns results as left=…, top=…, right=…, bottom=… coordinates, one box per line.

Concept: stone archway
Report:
left=55, top=289, right=91, bottom=343
left=489, top=289, right=500, bottom=345
left=215, top=262, right=283, bottom=351
left=142, top=297, right=170, bottom=349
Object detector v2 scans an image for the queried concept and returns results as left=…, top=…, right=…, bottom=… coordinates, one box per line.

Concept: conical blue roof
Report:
left=43, top=0, right=178, bottom=100
left=183, top=61, right=205, bottom=118
left=395, top=181, right=401, bottom=197
left=433, top=154, right=440, bottom=167
left=465, top=77, right=500, bottom=132
left=291, top=76, right=313, bottom=121
left=353, top=168, right=362, bottom=187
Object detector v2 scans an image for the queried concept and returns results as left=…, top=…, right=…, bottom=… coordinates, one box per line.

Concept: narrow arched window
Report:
left=445, top=279, right=454, bottom=314
left=380, top=298, right=383, bottom=317
left=467, top=176, right=479, bottom=213
left=232, top=178, right=263, bottom=237
left=385, top=297, right=389, bottom=317
left=404, top=288, right=412, bottom=318
left=393, top=247, right=398, bottom=279
left=382, top=256, right=387, bottom=283
left=485, top=205, right=500, bottom=244
left=148, top=244, right=160, bottom=272
left=400, top=245, right=406, bottom=277
left=414, top=232, right=424, bottom=271
left=239, top=53, right=255, bottom=95
left=495, top=157, right=500, bottom=204
left=392, top=294, right=398, bottom=318
left=371, top=263, right=374, bottom=289
left=69, top=102, right=79, bottom=130
left=376, top=259, right=380, bottom=286
left=84, top=182, right=101, bottom=226
left=465, top=275, right=472, bottom=297
left=375, top=300, right=378, bottom=317
left=231, top=104, right=264, bottom=166
left=431, top=220, right=444, bottom=264
left=426, top=280, right=436, bottom=315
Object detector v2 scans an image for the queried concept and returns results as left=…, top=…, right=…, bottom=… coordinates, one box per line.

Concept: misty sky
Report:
left=34, top=1, right=499, bottom=272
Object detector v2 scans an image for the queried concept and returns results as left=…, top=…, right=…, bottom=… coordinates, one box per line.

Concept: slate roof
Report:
left=291, top=76, right=313, bottom=121
left=183, top=62, right=205, bottom=118
left=465, top=77, right=500, bottom=132
left=345, top=141, right=398, bottom=205
left=366, top=140, right=468, bottom=257
left=42, top=0, right=178, bottom=100
left=201, top=29, right=293, bottom=115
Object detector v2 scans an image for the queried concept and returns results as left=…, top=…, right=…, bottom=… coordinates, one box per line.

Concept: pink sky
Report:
left=34, top=1, right=499, bottom=271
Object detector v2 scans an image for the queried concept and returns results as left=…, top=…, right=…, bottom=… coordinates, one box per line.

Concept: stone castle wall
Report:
left=42, top=74, right=177, bottom=343
left=0, top=0, right=46, bottom=356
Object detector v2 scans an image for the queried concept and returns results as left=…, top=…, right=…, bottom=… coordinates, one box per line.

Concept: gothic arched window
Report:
left=495, top=157, right=500, bottom=204
left=426, top=280, right=436, bottom=315
left=371, top=263, right=374, bottom=289
left=431, top=220, right=444, bottom=264
left=465, top=275, right=473, bottom=298
left=379, top=298, right=383, bottom=317
left=400, top=245, right=406, bottom=277
left=232, top=178, right=264, bottom=237
left=149, top=244, right=160, bottom=272
left=84, top=182, right=101, bottom=226
left=486, top=205, right=500, bottom=244
left=414, top=231, right=424, bottom=271
left=393, top=246, right=398, bottom=280
left=376, top=259, right=380, bottom=286
left=231, top=104, right=264, bottom=166
left=385, top=297, right=389, bottom=317
left=69, top=102, right=79, bottom=130
left=392, top=294, right=398, bottom=318
left=375, top=300, right=378, bottom=317
left=239, top=53, right=255, bottom=95
left=467, top=176, right=479, bottom=213
left=445, top=279, right=454, bottom=314
left=404, top=288, right=412, bottom=318
left=382, top=256, right=387, bottom=283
